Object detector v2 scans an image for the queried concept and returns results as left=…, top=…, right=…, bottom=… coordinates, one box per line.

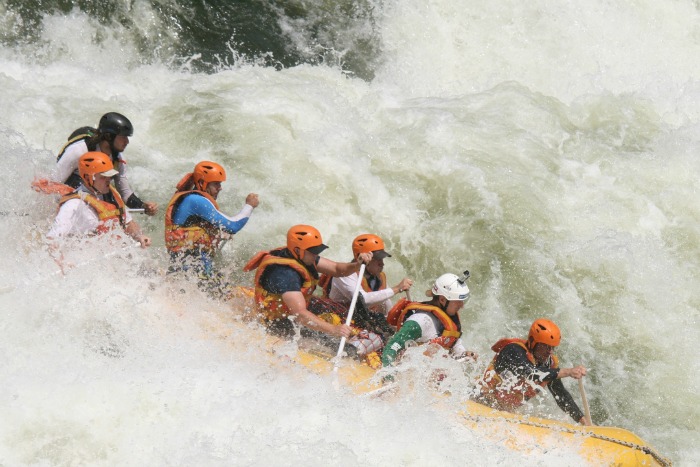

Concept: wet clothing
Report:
left=251, top=249, right=384, bottom=358
left=480, top=341, right=584, bottom=422
left=254, top=248, right=320, bottom=335
left=52, top=137, right=146, bottom=209
left=381, top=301, right=467, bottom=367
left=47, top=184, right=133, bottom=239
left=329, top=270, right=394, bottom=315
left=166, top=192, right=253, bottom=277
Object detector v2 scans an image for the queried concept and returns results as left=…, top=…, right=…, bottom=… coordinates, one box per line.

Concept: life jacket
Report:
left=246, top=248, right=318, bottom=322
left=479, top=338, right=560, bottom=410
left=56, top=127, right=98, bottom=162
left=318, top=273, right=333, bottom=298
left=387, top=300, right=462, bottom=349
left=31, top=178, right=74, bottom=196
left=58, top=185, right=127, bottom=234
left=164, top=173, right=223, bottom=254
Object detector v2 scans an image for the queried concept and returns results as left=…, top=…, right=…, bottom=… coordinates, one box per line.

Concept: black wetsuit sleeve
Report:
left=126, top=193, right=145, bottom=209
left=548, top=378, right=584, bottom=422
left=494, top=344, right=560, bottom=383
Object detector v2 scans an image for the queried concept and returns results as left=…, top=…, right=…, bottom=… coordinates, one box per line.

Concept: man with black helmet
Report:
left=51, top=112, right=158, bottom=216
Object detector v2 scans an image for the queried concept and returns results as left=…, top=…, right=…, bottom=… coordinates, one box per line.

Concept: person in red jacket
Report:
left=477, top=318, right=590, bottom=425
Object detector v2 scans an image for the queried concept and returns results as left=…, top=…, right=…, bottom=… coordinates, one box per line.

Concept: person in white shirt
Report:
left=381, top=272, right=476, bottom=372
left=326, top=233, right=413, bottom=316
left=51, top=112, right=158, bottom=216
left=48, top=152, right=151, bottom=249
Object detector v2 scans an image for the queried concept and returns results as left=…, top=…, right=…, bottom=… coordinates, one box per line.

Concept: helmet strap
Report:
left=85, top=174, right=96, bottom=193
left=526, top=337, right=535, bottom=350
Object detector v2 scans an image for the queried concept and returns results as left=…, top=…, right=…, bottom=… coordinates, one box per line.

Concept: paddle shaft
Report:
left=333, top=263, right=366, bottom=371
left=579, top=377, right=593, bottom=425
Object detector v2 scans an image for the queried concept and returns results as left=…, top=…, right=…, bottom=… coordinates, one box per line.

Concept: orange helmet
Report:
left=78, top=152, right=118, bottom=188
left=528, top=319, right=561, bottom=348
left=287, top=224, right=327, bottom=260
left=193, top=161, right=226, bottom=191
left=352, top=234, right=391, bottom=260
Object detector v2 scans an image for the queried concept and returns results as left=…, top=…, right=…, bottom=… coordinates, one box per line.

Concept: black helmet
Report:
left=98, top=112, right=133, bottom=137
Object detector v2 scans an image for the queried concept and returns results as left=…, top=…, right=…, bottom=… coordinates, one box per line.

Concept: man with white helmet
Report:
left=381, top=271, right=475, bottom=368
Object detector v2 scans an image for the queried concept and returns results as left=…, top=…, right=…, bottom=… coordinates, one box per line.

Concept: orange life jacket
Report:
left=480, top=338, right=560, bottom=410
left=247, top=248, right=319, bottom=322
left=164, top=189, right=222, bottom=254
left=318, top=273, right=333, bottom=298
left=31, top=178, right=74, bottom=196
left=361, top=272, right=387, bottom=293
left=58, top=186, right=127, bottom=234
left=387, top=300, right=462, bottom=349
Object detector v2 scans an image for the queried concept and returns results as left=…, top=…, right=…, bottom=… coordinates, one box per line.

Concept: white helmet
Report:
left=430, top=272, right=470, bottom=302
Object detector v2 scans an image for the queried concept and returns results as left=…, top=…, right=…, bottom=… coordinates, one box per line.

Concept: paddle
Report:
left=579, top=377, right=593, bottom=426
left=333, top=263, right=366, bottom=373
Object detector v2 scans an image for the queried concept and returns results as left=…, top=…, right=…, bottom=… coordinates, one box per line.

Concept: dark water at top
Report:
left=0, top=0, right=381, bottom=79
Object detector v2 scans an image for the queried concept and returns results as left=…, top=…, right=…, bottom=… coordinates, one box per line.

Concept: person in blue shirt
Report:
left=165, top=160, right=259, bottom=298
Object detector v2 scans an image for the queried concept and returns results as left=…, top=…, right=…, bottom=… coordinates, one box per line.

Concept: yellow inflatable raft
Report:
left=272, top=335, right=672, bottom=466
left=222, top=287, right=672, bottom=466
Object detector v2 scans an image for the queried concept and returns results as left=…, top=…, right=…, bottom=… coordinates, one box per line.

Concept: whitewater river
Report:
left=1, top=1, right=698, bottom=465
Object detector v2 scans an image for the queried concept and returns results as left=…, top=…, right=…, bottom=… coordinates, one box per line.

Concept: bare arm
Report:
left=124, top=220, right=151, bottom=248
left=282, top=290, right=351, bottom=338
left=317, top=252, right=372, bottom=277
left=558, top=366, right=587, bottom=380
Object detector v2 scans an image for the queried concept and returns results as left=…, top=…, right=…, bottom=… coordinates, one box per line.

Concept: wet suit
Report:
left=492, top=343, right=584, bottom=422
left=169, top=193, right=252, bottom=273
left=168, top=193, right=253, bottom=298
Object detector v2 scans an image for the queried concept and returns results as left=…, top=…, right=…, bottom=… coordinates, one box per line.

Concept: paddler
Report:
left=165, top=160, right=259, bottom=299
left=381, top=272, right=476, bottom=371
left=322, top=233, right=414, bottom=317
left=47, top=152, right=151, bottom=248
left=315, top=233, right=413, bottom=365
left=477, top=318, right=591, bottom=425
left=49, top=112, right=158, bottom=215
left=244, top=224, right=373, bottom=346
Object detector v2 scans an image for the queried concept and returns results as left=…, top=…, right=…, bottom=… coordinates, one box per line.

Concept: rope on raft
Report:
left=458, top=412, right=673, bottom=467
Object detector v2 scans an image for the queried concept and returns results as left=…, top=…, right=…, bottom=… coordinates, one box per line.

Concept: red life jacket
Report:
left=58, top=186, right=127, bottom=234
left=480, top=338, right=560, bottom=410
left=387, top=300, right=462, bottom=349
left=246, top=248, right=318, bottom=323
